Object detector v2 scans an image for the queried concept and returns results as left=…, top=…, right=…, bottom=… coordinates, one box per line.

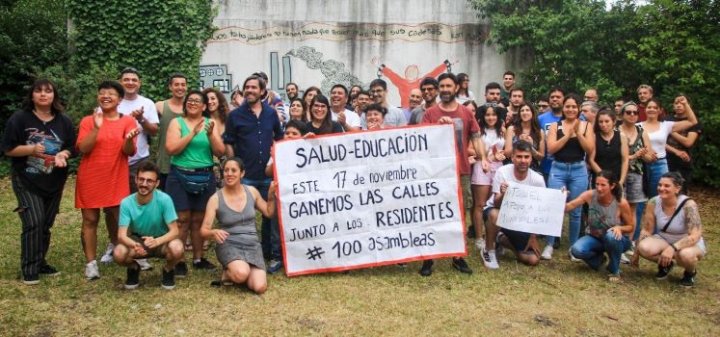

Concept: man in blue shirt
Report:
left=537, top=87, right=565, bottom=182
left=114, top=162, right=184, bottom=290
left=224, top=75, right=284, bottom=270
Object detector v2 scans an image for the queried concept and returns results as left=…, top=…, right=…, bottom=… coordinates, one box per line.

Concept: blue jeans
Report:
left=570, top=232, right=631, bottom=275
left=242, top=177, right=280, bottom=261
left=647, top=158, right=668, bottom=198
left=547, top=161, right=588, bottom=246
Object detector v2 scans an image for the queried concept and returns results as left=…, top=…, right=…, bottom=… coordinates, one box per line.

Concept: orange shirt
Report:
left=75, top=115, right=136, bottom=208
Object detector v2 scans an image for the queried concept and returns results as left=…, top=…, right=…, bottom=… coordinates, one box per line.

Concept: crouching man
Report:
left=114, top=161, right=184, bottom=289
left=482, top=140, right=547, bottom=268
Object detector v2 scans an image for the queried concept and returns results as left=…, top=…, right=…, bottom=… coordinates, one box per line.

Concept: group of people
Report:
left=1, top=67, right=705, bottom=293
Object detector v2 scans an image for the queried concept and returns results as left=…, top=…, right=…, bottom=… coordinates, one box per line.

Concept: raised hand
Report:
left=93, top=109, right=103, bottom=129
left=125, top=128, right=140, bottom=140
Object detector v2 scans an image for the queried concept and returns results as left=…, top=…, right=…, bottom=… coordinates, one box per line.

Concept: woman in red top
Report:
left=76, top=81, right=139, bottom=280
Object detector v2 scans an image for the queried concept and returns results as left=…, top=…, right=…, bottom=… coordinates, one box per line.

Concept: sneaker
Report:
left=85, top=261, right=100, bottom=280
left=419, top=260, right=434, bottom=276
left=22, top=274, right=40, bottom=285
left=679, top=270, right=696, bottom=288
left=482, top=248, right=500, bottom=270
left=475, top=238, right=486, bottom=251
left=39, top=264, right=61, bottom=276
left=655, top=261, right=674, bottom=280
left=124, top=264, right=140, bottom=290
left=99, top=243, right=115, bottom=264
left=193, top=258, right=216, bottom=270
left=136, top=259, right=153, bottom=271
left=267, top=259, right=283, bottom=274
left=541, top=246, right=554, bottom=260
left=175, top=261, right=188, bottom=278
left=161, top=267, right=175, bottom=290
left=620, top=253, right=631, bottom=264
left=569, top=249, right=582, bottom=263
left=452, top=258, right=473, bottom=274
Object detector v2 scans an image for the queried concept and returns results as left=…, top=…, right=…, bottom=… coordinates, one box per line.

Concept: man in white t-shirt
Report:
left=481, top=140, right=546, bottom=269
left=117, top=67, right=159, bottom=193
left=330, top=84, right=361, bottom=131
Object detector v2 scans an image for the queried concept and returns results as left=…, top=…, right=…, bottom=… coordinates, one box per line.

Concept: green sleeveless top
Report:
left=156, top=101, right=183, bottom=174
left=170, top=117, right=214, bottom=168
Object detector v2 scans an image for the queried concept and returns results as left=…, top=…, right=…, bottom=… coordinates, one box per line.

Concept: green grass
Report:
left=1, top=177, right=719, bottom=337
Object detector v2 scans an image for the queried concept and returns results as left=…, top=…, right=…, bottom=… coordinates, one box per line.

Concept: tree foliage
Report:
left=470, top=0, right=720, bottom=186
left=0, top=0, right=68, bottom=125
left=61, top=0, right=216, bottom=119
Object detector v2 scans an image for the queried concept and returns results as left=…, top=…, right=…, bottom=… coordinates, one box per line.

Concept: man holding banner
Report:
left=419, top=72, right=489, bottom=276
left=483, top=140, right=548, bottom=268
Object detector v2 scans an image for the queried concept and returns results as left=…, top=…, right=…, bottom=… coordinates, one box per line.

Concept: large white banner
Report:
left=497, top=183, right=565, bottom=237
left=274, top=125, right=466, bottom=276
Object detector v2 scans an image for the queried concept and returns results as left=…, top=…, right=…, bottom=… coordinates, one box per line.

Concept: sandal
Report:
left=607, top=274, right=622, bottom=283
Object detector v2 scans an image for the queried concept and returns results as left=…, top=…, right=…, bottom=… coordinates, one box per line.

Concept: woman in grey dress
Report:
left=201, top=158, right=276, bottom=294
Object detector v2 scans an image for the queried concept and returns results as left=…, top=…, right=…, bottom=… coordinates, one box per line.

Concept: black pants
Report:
left=12, top=175, right=63, bottom=277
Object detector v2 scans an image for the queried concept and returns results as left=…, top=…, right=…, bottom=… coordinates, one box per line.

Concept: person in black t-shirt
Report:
left=1, top=79, right=76, bottom=285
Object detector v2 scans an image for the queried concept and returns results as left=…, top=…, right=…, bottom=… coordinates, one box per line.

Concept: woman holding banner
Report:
left=565, top=171, right=635, bottom=282
left=201, top=158, right=276, bottom=294
left=544, top=94, right=595, bottom=260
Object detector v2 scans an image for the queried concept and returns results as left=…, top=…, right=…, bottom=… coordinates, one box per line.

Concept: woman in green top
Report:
left=164, top=90, right=225, bottom=276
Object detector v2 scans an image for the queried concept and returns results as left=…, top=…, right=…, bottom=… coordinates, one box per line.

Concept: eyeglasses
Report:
left=312, top=103, right=328, bottom=109
left=186, top=99, right=203, bottom=105
left=421, top=87, right=436, bottom=92
left=137, top=178, right=157, bottom=184
left=624, top=110, right=639, bottom=116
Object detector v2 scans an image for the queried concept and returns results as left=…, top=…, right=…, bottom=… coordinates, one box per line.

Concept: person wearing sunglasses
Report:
left=618, top=101, right=653, bottom=240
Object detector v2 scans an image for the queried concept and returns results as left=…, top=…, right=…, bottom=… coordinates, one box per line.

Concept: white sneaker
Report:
left=541, top=246, right=554, bottom=260
left=100, top=243, right=115, bottom=264
left=481, top=248, right=500, bottom=269
left=620, top=253, right=631, bottom=264
left=475, top=238, right=486, bottom=251
left=85, top=260, right=100, bottom=280
left=568, top=249, right=583, bottom=263
left=135, top=259, right=153, bottom=271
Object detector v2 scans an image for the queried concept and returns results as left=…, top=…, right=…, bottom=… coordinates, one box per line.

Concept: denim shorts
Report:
left=624, top=172, right=647, bottom=203
left=165, top=166, right=216, bottom=212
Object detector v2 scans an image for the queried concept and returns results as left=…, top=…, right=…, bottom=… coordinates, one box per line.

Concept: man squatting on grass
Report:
left=482, top=140, right=547, bottom=268
left=114, top=161, right=184, bottom=290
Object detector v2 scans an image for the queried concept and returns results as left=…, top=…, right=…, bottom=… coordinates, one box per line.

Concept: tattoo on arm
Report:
left=684, top=201, right=702, bottom=234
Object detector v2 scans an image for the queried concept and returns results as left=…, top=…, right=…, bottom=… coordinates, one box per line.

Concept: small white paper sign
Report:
left=496, top=182, right=565, bottom=237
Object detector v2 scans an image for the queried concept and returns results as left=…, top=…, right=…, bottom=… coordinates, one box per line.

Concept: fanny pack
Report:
left=173, top=166, right=213, bottom=194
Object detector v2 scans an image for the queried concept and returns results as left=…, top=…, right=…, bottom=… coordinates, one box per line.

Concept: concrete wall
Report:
left=201, top=0, right=520, bottom=107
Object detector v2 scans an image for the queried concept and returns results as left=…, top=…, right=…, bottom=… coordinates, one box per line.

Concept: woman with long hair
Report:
left=306, top=94, right=344, bottom=135
left=456, top=73, right=475, bottom=104
left=471, top=105, right=506, bottom=269
left=544, top=94, right=595, bottom=259
left=618, top=102, right=652, bottom=239
left=1, top=79, right=76, bottom=284
left=504, top=102, right=544, bottom=171
left=588, top=108, right=628, bottom=186
left=288, top=97, right=308, bottom=122
left=639, top=97, right=697, bottom=198
left=203, top=87, right=230, bottom=137
left=302, top=86, right=322, bottom=121
left=566, top=171, right=635, bottom=282
left=665, top=95, right=702, bottom=192
left=165, top=90, right=226, bottom=276
left=76, top=81, right=139, bottom=280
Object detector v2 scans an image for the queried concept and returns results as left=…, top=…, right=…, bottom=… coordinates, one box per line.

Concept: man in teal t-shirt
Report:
left=113, top=162, right=183, bottom=290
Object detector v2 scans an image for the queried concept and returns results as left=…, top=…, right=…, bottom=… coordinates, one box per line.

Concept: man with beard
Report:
left=114, top=162, right=184, bottom=290
left=506, top=88, right=525, bottom=126
left=419, top=72, right=489, bottom=276
left=408, top=77, right=439, bottom=125
left=480, top=140, right=546, bottom=269
left=285, top=82, right=299, bottom=101
left=224, top=75, right=283, bottom=269
left=369, top=79, right=408, bottom=127
left=476, top=82, right=508, bottom=127
left=500, top=71, right=516, bottom=106
left=354, top=90, right=372, bottom=129
left=329, top=84, right=361, bottom=131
